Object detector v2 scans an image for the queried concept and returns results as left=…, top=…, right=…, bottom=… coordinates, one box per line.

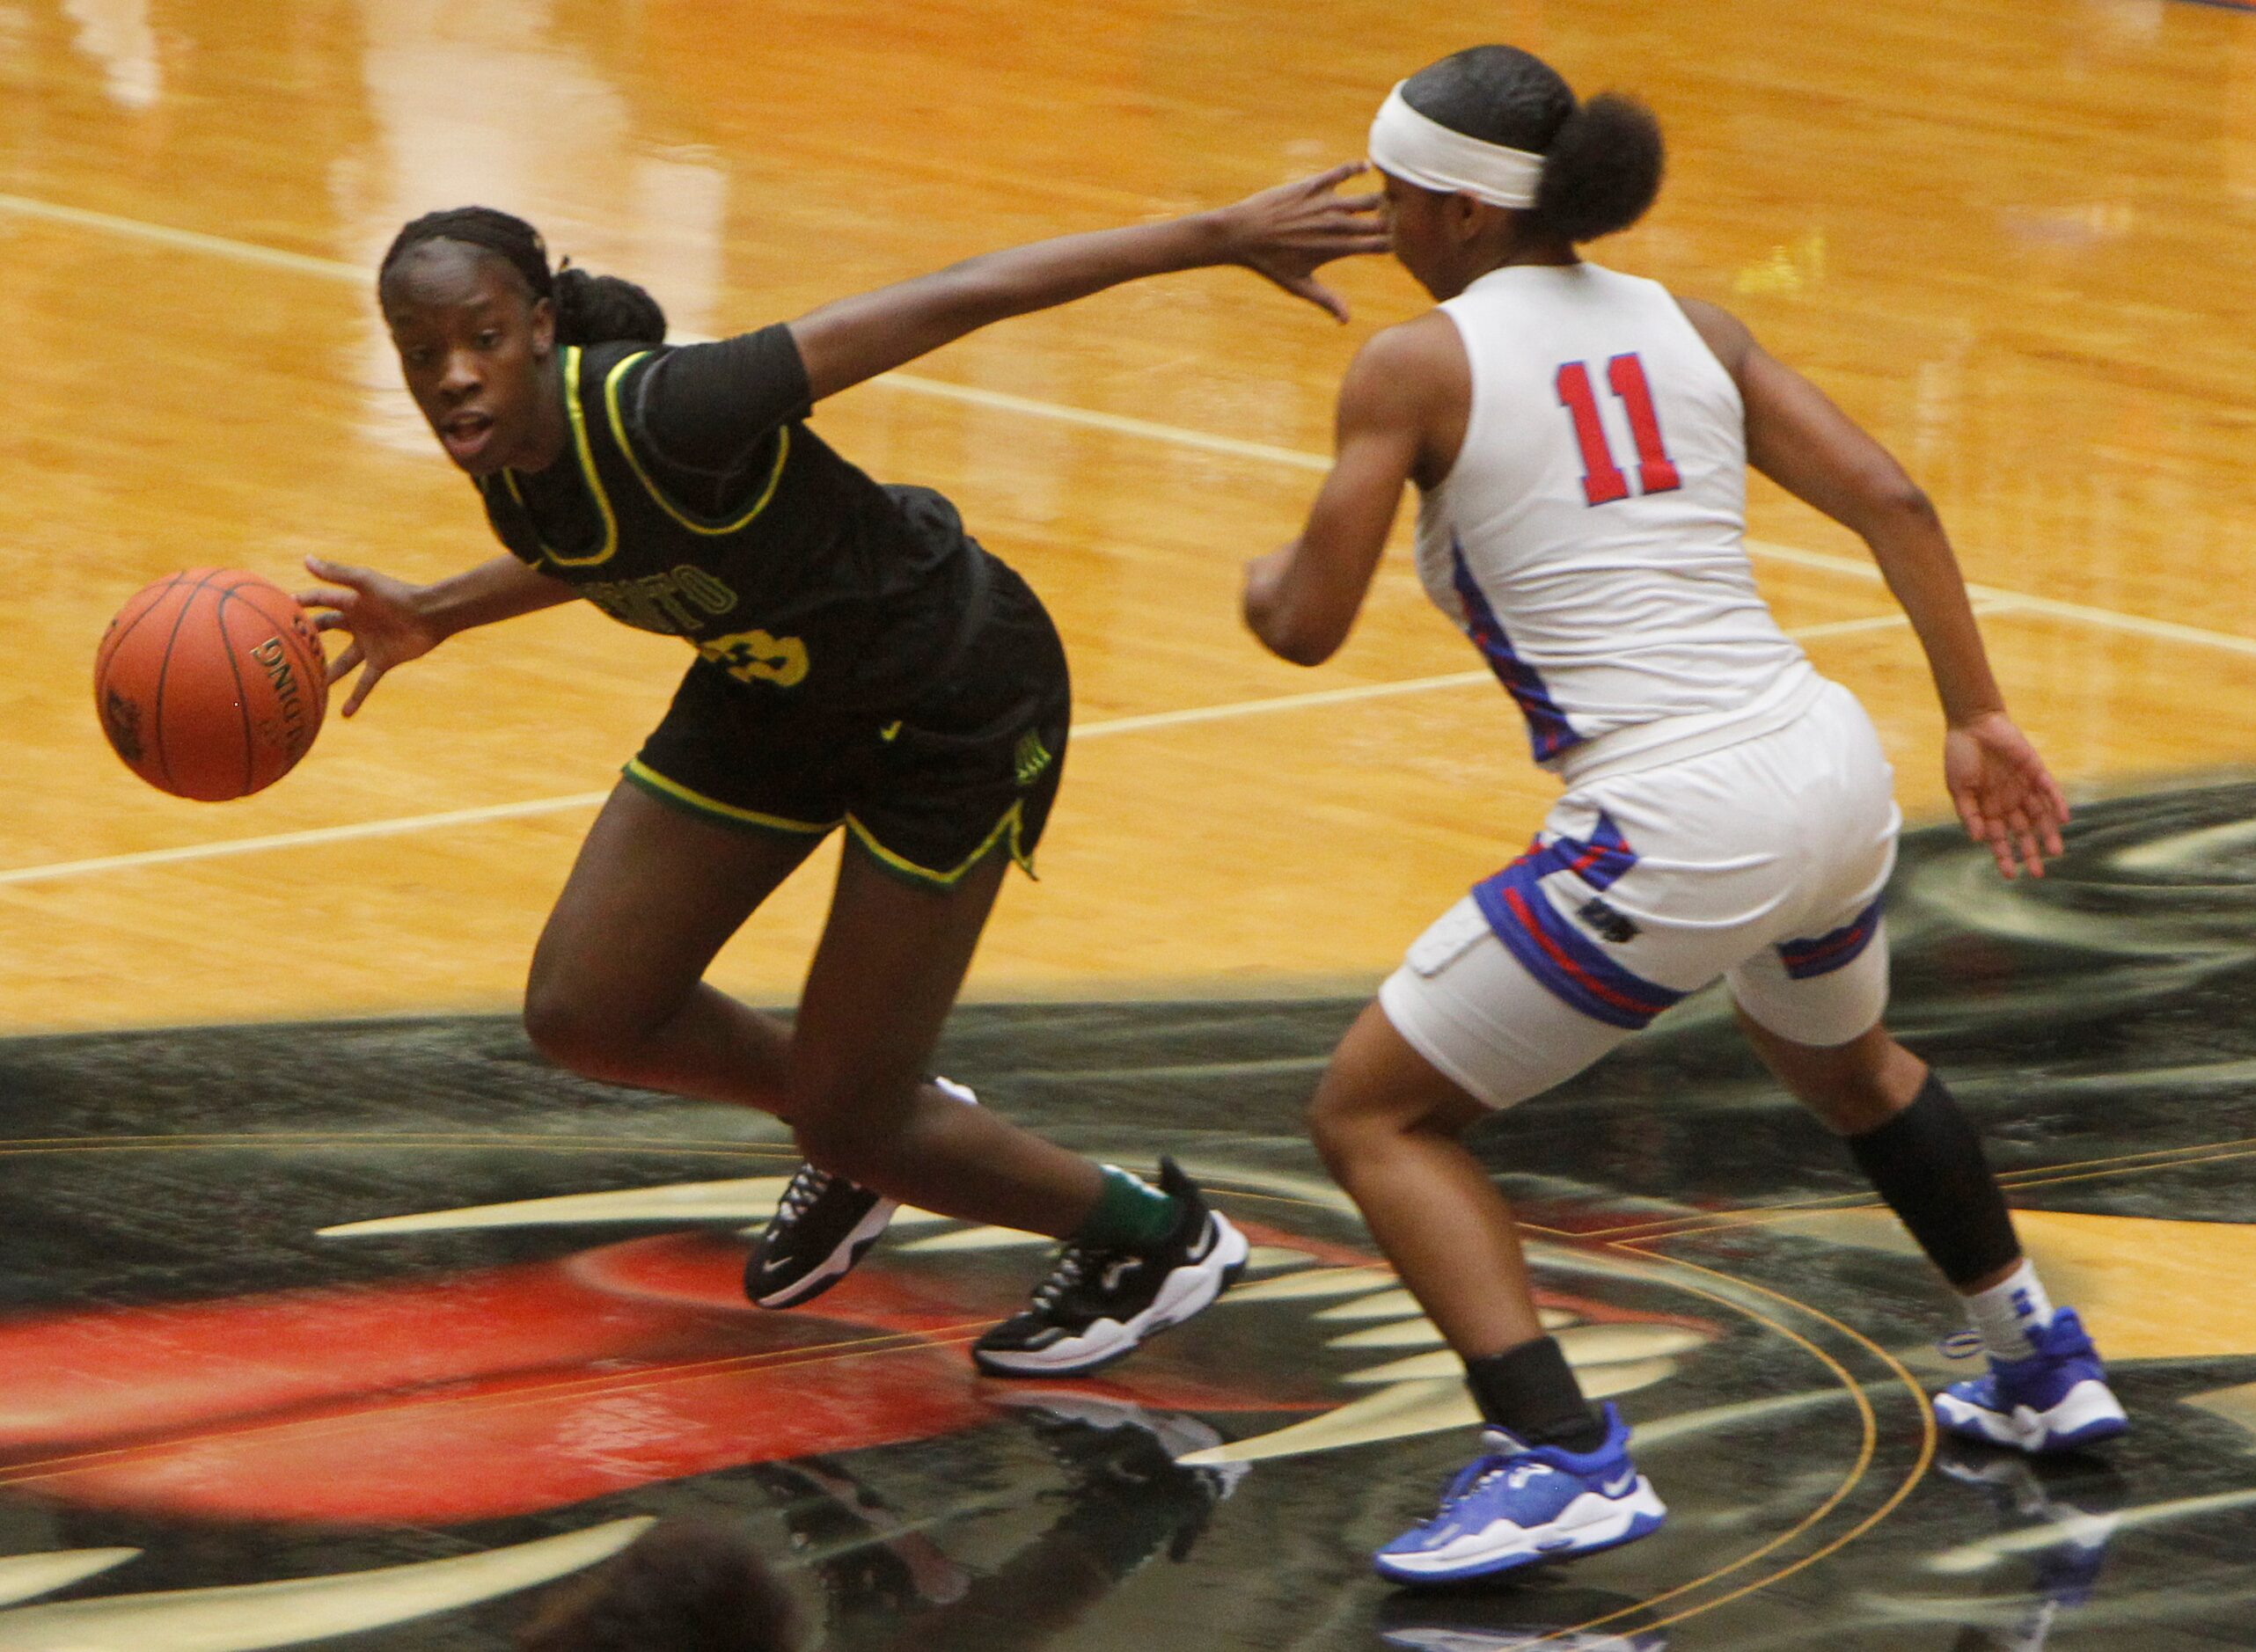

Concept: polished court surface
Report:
left=4, top=0, right=2256, bottom=1645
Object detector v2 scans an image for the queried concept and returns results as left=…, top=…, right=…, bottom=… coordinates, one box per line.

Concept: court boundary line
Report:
left=1184, top=1185, right=1893, bottom=1639
left=1601, top=1244, right=1937, bottom=1637
left=9, top=187, right=2256, bottom=658
left=1576, top=1129, right=2256, bottom=1243
left=1549, top=1261, right=1879, bottom=1640
left=7, top=189, right=2253, bottom=891
left=0, top=613, right=1914, bottom=888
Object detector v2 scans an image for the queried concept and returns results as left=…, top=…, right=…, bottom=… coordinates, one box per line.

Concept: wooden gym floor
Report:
left=3, top=0, right=2256, bottom=1647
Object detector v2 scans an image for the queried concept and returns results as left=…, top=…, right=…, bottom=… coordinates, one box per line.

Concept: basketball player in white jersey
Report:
left=1242, top=47, right=2128, bottom=1584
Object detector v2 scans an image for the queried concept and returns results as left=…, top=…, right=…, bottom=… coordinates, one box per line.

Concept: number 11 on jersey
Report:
left=1556, top=353, right=1681, bottom=508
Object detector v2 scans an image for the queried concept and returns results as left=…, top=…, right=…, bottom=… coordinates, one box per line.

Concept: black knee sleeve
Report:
left=1845, top=1071, right=2021, bottom=1288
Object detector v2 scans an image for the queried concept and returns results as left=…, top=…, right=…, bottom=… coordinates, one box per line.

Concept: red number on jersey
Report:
left=1555, top=353, right=1681, bottom=507
left=1555, top=362, right=1630, bottom=507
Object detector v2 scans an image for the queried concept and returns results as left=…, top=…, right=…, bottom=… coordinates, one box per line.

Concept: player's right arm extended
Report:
left=298, top=552, right=575, bottom=717
left=784, top=164, right=1388, bottom=403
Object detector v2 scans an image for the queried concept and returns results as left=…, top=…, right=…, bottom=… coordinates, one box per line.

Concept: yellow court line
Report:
left=1543, top=1257, right=1879, bottom=1642
left=1985, top=1142, right=2256, bottom=1196
left=1572, top=1191, right=1892, bottom=1244
left=0, top=1131, right=801, bottom=1154
left=0, top=1132, right=801, bottom=1158
left=1604, top=1245, right=1937, bottom=1639
left=1202, top=1185, right=1893, bottom=1642
left=1581, top=1130, right=2256, bottom=1243
left=5, top=188, right=2255, bottom=661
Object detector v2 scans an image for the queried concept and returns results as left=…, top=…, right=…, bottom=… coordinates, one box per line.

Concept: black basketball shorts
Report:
left=625, top=560, right=1070, bottom=890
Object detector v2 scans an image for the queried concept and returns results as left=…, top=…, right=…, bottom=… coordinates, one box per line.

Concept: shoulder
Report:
left=1670, top=294, right=1757, bottom=380
left=575, top=338, right=661, bottom=384
left=1338, top=313, right=1466, bottom=423
left=628, top=327, right=810, bottom=424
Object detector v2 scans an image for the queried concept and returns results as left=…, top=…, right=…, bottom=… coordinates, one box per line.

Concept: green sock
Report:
left=1073, top=1165, right=1181, bottom=1253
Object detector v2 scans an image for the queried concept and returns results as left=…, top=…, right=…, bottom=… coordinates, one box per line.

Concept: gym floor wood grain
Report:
left=4, top=0, right=2255, bottom=1032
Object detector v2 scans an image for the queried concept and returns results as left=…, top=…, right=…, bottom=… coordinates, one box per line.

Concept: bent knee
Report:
left=523, top=979, right=660, bottom=1080
left=1305, top=1084, right=1363, bottom=1166
left=1307, top=1076, right=1470, bottom=1170
left=1779, top=1036, right=1928, bottom=1135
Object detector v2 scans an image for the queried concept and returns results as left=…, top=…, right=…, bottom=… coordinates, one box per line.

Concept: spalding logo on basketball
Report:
left=94, top=568, right=328, bottom=801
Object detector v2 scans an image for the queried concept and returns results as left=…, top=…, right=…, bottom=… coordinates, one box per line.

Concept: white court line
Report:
left=13, top=190, right=2256, bottom=654
left=0, top=189, right=2243, bottom=880
left=1747, top=537, right=2256, bottom=659
left=0, top=613, right=1915, bottom=889
left=0, top=193, right=1333, bottom=474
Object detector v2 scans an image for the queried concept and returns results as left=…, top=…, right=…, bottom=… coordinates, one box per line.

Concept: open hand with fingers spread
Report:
left=1211, top=163, right=1391, bottom=322
left=1945, top=712, right=2069, bottom=879
left=295, top=555, right=446, bottom=718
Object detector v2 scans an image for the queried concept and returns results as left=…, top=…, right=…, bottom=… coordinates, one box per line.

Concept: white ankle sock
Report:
left=933, top=1077, right=979, bottom=1107
left=1963, top=1259, right=2054, bottom=1360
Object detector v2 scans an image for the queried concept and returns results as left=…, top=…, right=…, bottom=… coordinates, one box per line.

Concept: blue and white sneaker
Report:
left=1374, top=1404, right=1666, bottom=1586
left=1932, top=1308, right=2128, bottom=1453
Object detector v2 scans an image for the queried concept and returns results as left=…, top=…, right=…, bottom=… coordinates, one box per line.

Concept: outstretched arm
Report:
left=297, top=553, right=575, bottom=718
left=1679, top=296, right=2068, bottom=878
left=787, top=165, right=1388, bottom=403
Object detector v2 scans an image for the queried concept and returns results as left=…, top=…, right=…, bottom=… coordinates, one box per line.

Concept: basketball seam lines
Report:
left=95, top=579, right=176, bottom=678
left=145, top=570, right=225, bottom=796
left=214, top=586, right=257, bottom=800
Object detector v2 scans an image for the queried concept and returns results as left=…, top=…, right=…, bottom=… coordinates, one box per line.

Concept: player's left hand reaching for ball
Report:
left=1212, top=163, right=1391, bottom=323
left=296, top=556, right=447, bottom=719
left=1945, top=711, right=2069, bottom=880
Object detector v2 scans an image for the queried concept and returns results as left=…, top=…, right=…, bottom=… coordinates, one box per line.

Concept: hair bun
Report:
left=553, top=266, right=668, bottom=347
left=1533, top=91, right=1665, bottom=244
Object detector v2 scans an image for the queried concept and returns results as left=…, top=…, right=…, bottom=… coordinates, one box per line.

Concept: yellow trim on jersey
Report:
left=603, top=351, right=792, bottom=535
left=623, top=758, right=838, bottom=836
left=502, top=347, right=619, bottom=567
left=844, top=801, right=1030, bottom=889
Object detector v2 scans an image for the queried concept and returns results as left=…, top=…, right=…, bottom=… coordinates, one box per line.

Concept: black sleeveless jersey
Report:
left=475, top=333, right=985, bottom=716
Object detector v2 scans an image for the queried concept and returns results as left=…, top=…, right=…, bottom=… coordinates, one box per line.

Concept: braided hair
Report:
left=378, top=207, right=668, bottom=345
left=1401, top=47, right=1665, bottom=244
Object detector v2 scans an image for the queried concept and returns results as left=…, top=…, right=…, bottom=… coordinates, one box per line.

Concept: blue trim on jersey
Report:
left=1520, top=810, right=1637, bottom=892
left=1450, top=539, right=1580, bottom=763
left=1472, top=858, right=1684, bottom=1031
left=1777, top=898, right=1885, bottom=980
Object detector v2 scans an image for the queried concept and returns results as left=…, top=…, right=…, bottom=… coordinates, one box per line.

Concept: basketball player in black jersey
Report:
left=304, top=174, right=1385, bottom=1374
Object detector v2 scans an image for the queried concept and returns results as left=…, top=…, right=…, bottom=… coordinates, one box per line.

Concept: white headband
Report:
left=1367, top=81, right=1544, bottom=209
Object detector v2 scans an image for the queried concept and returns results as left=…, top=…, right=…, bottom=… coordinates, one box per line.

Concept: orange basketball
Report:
left=93, top=568, right=329, bottom=800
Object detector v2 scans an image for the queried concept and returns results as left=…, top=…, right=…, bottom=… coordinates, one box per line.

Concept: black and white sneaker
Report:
left=744, top=1166, right=898, bottom=1309
left=744, top=1078, right=977, bottom=1309
left=972, top=1159, right=1249, bottom=1378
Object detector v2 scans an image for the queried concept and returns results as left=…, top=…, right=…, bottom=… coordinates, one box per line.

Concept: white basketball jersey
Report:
left=1415, top=263, right=1813, bottom=778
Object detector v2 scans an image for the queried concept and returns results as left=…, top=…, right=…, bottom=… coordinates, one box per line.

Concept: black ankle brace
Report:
left=1464, top=1335, right=1606, bottom=1451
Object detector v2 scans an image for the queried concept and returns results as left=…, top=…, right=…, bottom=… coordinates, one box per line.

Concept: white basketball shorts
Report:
left=1379, top=679, right=1903, bottom=1110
